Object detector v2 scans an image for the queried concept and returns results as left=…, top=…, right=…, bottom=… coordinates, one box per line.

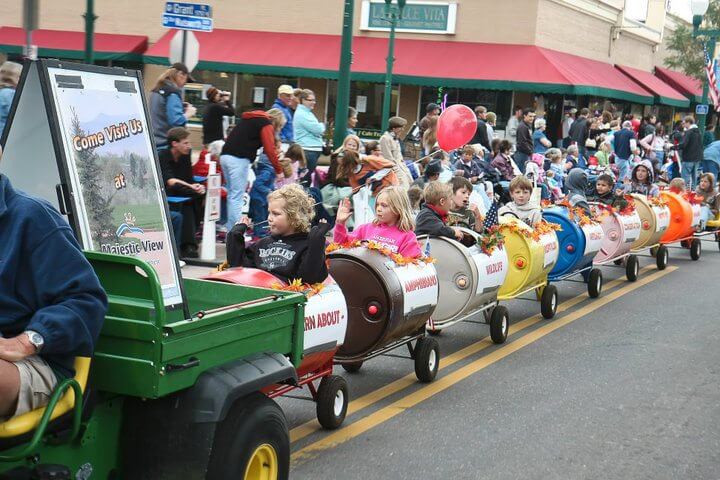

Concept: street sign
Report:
left=169, top=29, right=199, bottom=72
left=696, top=104, right=709, bottom=115
left=163, top=1, right=213, bottom=32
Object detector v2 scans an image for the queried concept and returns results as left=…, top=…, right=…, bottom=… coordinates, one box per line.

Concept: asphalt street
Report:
left=282, top=238, right=720, bottom=480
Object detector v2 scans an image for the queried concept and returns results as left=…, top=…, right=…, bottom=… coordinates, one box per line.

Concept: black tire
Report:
left=540, top=284, right=558, bottom=319
left=414, top=337, right=440, bottom=383
left=656, top=244, right=669, bottom=270
left=206, top=392, right=289, bottom=480
left=690, top=238, right=701, bottom=261
left=341, top=361, right=363, bottom=373
left=587, top=268, right=603, bottom=299
left=625, top=255, right=639, bottom=282
left=316, top=375, right=349, bottom=430
left=488, top=306, right=510, bottom=344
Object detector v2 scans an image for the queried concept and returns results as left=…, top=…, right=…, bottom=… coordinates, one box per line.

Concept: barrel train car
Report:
left=327, top=245, right=441, bottom=382
left=418, top=228, right=510, bottom=343
left=543, top=206, right=605, bottom=298
left=497, top=217, right=561, bottom=319
left=591, top=203, right=643, bottom=281
left=205, top=268, right=351, bottom=429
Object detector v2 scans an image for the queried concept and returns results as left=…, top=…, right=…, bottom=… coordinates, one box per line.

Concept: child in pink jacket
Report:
left=334, top=186, right=422, bottom=258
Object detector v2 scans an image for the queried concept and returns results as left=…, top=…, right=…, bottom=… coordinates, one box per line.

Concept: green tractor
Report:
left=0, top=60, right=305, bottom=479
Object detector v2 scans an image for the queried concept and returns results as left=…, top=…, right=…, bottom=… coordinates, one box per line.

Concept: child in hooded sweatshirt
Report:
left=588, top=173, right=628, bottom=211
left=498, top=176, right=543, bottom=226
left=564, top=168, right=592, bottom=216
left=334, top=186, right=422, bottom=258
left=696, top=172, right=719, bottom=229
left=226, top=184, right=331, bottom=284
left=623, top=159, right=659, bottom=197
left=415, top=181, right=464, bottom=241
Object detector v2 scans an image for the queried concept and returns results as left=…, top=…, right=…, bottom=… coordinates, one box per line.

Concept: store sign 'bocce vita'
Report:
left=361, top=0, right=457, bottom=34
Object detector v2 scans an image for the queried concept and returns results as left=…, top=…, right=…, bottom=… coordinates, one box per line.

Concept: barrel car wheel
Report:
left=488, top=305, right=510, bottom=344
left=414, top=337, right=440, bottom=383
left=690, top=238, right=701, bottom=261
left=656, top=244, right=669, bottom=270
left=587, top=268, right=603, bottom=299
left=540, top=285, right=558, bottom=319
left=341, top=361, right=363, bottom=374
left=206, top=393, right=289, bottom=480
left=625, top=255, right=639, bottom=282
left=316, top=375, right=349, bottom=430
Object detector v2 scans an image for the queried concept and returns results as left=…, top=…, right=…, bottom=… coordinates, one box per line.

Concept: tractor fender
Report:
left=181, top=351, right=298, bottom=423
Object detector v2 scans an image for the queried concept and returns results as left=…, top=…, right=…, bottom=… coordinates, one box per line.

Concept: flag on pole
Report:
left=704, top=46, right=720, bottom=112
left=483, top=201, right=500, bottom=230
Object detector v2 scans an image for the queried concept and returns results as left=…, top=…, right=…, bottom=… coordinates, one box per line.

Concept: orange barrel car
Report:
left=659, top=191, right=702, bottom=261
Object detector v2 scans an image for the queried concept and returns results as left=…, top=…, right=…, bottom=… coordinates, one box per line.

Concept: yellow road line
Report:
left=290, top=267, right=654, bottom=444
left=291, top=266, right=676, bottom=465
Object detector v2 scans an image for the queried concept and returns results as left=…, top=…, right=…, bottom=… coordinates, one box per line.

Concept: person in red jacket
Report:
left=219, top=109, right=285, bottom=230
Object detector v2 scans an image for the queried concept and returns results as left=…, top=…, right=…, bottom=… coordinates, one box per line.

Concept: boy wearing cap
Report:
left=272, top=85, right=295, bottom=144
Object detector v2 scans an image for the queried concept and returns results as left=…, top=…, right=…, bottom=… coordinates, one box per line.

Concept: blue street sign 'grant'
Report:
left=163, top=2, right=213, bottom=32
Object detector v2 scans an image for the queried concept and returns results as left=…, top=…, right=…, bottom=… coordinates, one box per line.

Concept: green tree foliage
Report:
left=70, top=109, right=115, bottom=245
left=664, top=1, right=720, bottom=80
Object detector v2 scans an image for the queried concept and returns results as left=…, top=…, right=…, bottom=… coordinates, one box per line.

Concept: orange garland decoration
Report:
left=478, top=225, right=505, bottom=256
left=270, top=279, right=325, bottom=298
left=648, top=196, right=668, bottom=207
left=499, top=220, right=562, bottom=242
left=326, top=240, right=435, bottom=266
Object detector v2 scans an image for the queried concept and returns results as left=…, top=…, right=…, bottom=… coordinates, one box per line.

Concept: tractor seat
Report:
left=0, top=357, right=91, bottom=439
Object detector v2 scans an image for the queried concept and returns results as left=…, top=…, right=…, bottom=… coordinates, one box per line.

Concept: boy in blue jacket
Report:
left=0, top=170, right=107, bottom=419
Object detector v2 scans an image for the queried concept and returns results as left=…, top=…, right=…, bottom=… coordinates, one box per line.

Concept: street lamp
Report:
left=691, top=0, right=714, bottom=133
left=380, top=0, right=406, bottom=132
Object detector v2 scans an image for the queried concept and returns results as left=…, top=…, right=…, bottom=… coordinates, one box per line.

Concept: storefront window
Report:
left=327, top=80, right=398, bottom=139
left=419, top=87, right=512, bottom=128
left=182, top=71, right=296, bottom=125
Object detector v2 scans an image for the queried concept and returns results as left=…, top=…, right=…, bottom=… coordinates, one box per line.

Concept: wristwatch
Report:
left=24, top=331, right=45, bottom=353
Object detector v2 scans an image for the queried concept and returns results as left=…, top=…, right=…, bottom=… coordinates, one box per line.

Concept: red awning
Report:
left=616, top=65, right=689, bottom=108
left=0, top=26, right=148, bottom=62
left=144, top=29, right=653, bottom=104
left=654, top=66, right=703, bottom=103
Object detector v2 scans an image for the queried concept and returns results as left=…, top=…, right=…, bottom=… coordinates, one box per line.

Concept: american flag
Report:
left=483, top=201, right=500, bottom=230
left=705, top=47, right=720, bottom=112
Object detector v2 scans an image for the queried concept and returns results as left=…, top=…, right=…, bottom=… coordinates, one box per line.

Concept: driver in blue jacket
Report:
left=0, top=157, right=107, bottom=419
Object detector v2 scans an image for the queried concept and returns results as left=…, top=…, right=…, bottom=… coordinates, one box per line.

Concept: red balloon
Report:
left=436, top=104, right=477, bottom=151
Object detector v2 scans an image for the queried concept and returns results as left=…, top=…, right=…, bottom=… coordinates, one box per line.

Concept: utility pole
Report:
left=84, top=0, right=97, bottom=64
left=691, top=1, right=718, bottom=134
left=380, top=0, right=406, bottom=132
left=333, top=0, right=355, bottom=148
